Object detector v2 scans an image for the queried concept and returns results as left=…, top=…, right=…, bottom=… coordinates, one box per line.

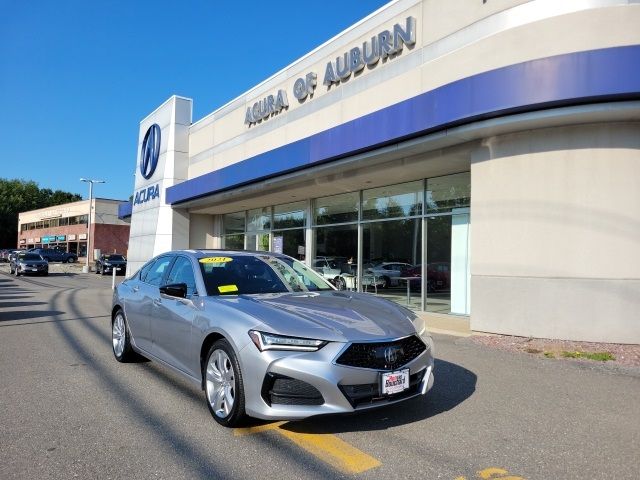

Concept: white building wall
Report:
left=470, top=122, right=640, bottom=343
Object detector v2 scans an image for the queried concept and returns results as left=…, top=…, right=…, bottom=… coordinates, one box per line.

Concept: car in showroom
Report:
left=10, top=252, right=48, bottom=276
left=95, top=254, right=127, bottom=275
left=111, top=250, right=435, bottom=427
left=28, top=247, right=77, bottom=263
left=365, top=262, right=414, bottom=288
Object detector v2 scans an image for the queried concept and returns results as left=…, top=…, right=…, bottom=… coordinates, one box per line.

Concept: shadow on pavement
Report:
left=0, top=301, right=47, bottom=309
left=0, top=309, right=65, bottom=322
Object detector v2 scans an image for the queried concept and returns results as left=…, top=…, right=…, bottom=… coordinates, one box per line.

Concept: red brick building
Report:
left=17, top=198, right=130, bottom=260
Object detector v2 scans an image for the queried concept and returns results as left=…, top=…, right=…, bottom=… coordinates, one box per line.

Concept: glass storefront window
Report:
left=314, top=224, right=357, bottom=276
left=362, top=181, right=423, bottom=220
left=426, top=172, right=470, bottom=213
left=223, top=211, right=245, bottom=235
left=314, top=192, right=359, bottom=225
left=224, top=234, right=244, bottom=250
left=273, top=201, right=306, bottom=229
left=246, top=233, right=269, bottom=251
left=247, top=207, right=270, bottom=231
left=363, top=218, right=422, bottom=308
left=272, top=229, right=305, bottom=260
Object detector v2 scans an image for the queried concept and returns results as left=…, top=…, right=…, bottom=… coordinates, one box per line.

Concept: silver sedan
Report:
left=111, top=250, right=435, bottom=427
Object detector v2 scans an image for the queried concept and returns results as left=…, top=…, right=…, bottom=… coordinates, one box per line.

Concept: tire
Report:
left=14, top=267, right=20, bottom=277
left=95, top=265, right=100, bottom=274
left=381, top=276, right=391, bottom=289
left=204, top=340, right=247, bottom=427
left=67, top=257, right=75, bottom=263
left=335, top=277, right=345, bottom=290
left=112, top=309, right=138, bottom=363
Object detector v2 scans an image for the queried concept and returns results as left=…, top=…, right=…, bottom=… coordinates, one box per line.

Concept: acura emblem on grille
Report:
left=384, top=346, right=399, bottom=364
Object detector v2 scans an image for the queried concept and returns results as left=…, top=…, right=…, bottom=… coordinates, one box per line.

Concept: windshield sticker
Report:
left=218, top=284, right=238, bottom=293
left=199, top=257, right=233, bottom=264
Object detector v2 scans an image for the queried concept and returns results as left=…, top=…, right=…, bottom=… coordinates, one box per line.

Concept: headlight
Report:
left=248, top=330, right=327, bottom=352
left=412, top=316, right=434, bottom=351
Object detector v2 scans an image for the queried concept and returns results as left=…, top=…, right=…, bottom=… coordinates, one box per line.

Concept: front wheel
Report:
left=204, top=340, right=247, bottom=427
left=14, top=267, right=20, bottom=277
left=112, top=310, right=138, bottom=362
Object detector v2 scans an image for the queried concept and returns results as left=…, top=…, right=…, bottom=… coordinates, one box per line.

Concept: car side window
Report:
left=165, top=256, right=197, bottom=296
left=144, top=256, right=173, bottom=287
left=138, top=260, right=153, bottom=281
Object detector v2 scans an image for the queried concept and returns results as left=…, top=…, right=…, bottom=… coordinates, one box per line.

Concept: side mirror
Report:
left=160, top=283, right=188, bottom=298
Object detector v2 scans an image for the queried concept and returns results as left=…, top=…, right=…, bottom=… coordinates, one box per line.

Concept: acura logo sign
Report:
left=140, top=124, right=161, bottom=180
left=384, top=346, right=399, bottom=365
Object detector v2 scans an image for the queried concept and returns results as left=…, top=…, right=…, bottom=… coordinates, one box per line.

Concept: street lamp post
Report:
left=80, top=178, right=105, bottom=273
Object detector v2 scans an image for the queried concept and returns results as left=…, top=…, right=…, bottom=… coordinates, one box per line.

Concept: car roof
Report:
left=165, top=249, right=290, bottom=260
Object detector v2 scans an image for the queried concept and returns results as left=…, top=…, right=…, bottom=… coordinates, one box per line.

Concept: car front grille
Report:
left=335, top=335, right=427, bottom=370
left=261, top=374, right=324, bottom=406
left=339, top=369, right=426, bottom=408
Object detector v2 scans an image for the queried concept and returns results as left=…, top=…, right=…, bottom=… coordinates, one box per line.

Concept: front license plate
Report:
left=28, top=268, right=37, bottom=271
left=116, top=267, right=122, bottom=271
left=381, top=369, right=410, bottom=395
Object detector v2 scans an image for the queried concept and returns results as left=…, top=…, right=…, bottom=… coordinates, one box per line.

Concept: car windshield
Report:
left=104, top=255, right=125, bottom=261
left=21, top=254, right=42, bottom=261
left=198, top=254, right=334, bottom=296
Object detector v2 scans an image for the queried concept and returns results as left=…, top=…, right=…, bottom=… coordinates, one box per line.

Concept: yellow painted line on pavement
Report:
left=476, top=467, right=525, bottom=480
left=235, top=422, right=381, bottom=474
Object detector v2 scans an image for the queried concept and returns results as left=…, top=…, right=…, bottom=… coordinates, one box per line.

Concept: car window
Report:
left=144, top=256, right=173, bottom=287
left=138, top=260, right=154, bottom=281
left=165, top=256, right=197, bottom=296
left=198, top=254, right=333, bottom=296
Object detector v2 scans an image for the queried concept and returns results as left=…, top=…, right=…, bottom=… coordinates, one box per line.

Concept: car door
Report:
left=125, top=255, right=174, bottom=353
left=152, top=255, right=200, bottom=375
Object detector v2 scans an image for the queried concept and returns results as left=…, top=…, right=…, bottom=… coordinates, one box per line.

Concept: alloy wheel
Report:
left=112, top=313, right=126, bottom=358
left=205, top=349, right=235, bottom=418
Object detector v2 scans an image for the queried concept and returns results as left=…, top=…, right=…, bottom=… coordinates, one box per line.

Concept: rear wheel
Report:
left=67, top=257, right=75, bottom=263
left=204, top=340, right=247, bottom=427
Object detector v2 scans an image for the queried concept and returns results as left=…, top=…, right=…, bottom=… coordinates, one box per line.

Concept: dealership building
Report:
left=120, top=0, right=640, bottom=343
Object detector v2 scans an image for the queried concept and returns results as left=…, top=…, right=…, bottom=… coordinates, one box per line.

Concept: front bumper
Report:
left=18, top=264, right=48, bottom=274
left=239, top=338, right=435, bottom=420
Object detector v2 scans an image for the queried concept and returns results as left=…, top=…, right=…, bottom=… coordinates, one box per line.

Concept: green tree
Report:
left=0, top=178, right=82, bottom=248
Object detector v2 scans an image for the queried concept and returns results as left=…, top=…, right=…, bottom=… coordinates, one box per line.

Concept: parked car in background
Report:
left=1, top=249, right=21, bottom=262
left=365, top=262, right=413, bottom=288
left=426, top=262, right=450, bottom=292
left=28, top=248, right=77, bottom=263
left=10, top=252, right=48, bottom=276
left=312, top=256, right=347, bottom=285
left=95, top=254, right=127, bottom=275
left=111, top=250, right=435, bottom=427
left=7, top=250, right=23, bottom=264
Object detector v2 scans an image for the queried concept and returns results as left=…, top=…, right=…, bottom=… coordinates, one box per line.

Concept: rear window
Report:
left=104, top=255, right=125, bottom=261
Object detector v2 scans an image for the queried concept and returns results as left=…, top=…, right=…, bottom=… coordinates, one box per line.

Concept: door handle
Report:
left=132, top=286, right=139, bottom=293
left=153, top=298, right=162, bottom=306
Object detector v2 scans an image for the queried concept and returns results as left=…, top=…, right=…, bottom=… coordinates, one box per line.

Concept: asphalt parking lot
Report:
left=0, top=266, right=639, bottom=480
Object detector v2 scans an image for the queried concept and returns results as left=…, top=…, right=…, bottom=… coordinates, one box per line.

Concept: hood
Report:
left=211, top=291, right=417, bottom=342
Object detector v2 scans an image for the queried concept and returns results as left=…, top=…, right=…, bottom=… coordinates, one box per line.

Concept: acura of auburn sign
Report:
left=244, top=17, right=416, bottom=127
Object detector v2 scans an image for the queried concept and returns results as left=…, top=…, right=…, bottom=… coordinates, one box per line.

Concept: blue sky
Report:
left=0, top=0, right=389, bottom=201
